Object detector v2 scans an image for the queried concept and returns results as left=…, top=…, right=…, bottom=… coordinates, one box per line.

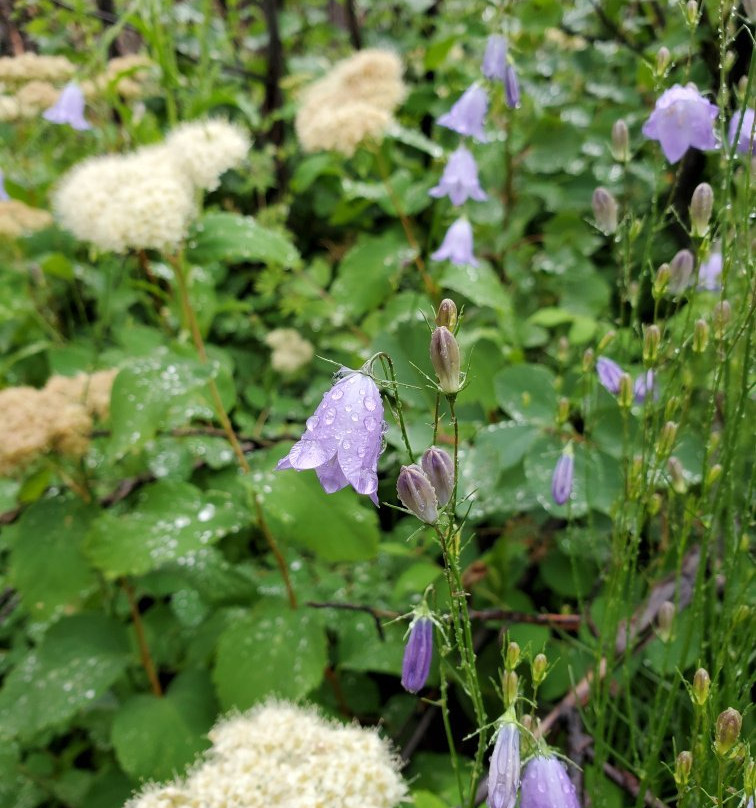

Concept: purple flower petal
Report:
left=42, top=82, right=92, bottom=131
left=437, top=83, right=489, bottom=142
left=429, top=146, right=488, bottom=207
left=728, top=107, right=755, bottom=155
left=521, top=755, right=581, bottom=808
left=633, top=370, right=655, bottom=404
left=401, top=616, right=433, bottom=693
left=487, top=721, right=520, bottom=808
left=482, top=35, right=508, bottom=81
left=698, top=251, right=722, bottom=291
left=551, top=451, right=574, bottom=506
left=596, top=356, right=624, bottom=395
left=431, top=218, right=479, bottom=266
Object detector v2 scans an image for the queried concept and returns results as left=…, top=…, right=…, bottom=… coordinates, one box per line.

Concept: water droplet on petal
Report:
left=331, top=387, right=344, bottom=401
left=306, top=416, right=319, bottom=431
left=324, top=408, right=336, bottom=425
left=342, top=439, right=351, bottom=450
left=363, top=397, right=377, bottom=412
left=364, top=416, right=378, bottom=431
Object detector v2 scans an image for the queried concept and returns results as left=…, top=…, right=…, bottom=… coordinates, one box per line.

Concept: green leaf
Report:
left=493, top=364, right=558, bottom=424
left=85, top=480, right=248, bottom=578
left=337, top=613, right=405, bottom=675
left=111, top=670, right=216, bottom=782
left=187, top=212, right=300, bottom=267
left=213, top=600, right=327, bottom=709
left=474, top=421, right=541, bottom=470
left=439, top=262, right=513, bottom=316
left=0, top=615, right=129, bottom=741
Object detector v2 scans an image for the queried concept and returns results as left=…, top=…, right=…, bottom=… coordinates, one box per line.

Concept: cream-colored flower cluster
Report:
left=81, top=54, right=155, bottom=101
left=0, top=199, right=53, bottom=237
left=264, top=329, right=315, bottom=374
left=0, top=53, right=75, bottom=84
left=0, top=369, right=117, bottom=476
left=53, top=119, right=250, bottom=253
left=125, top=700, right=408, bottom=808
left=295, top=49, right=406, bottom=156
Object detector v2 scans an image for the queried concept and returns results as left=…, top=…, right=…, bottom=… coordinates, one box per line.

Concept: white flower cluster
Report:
left=0, top=53, right=75, bottom=84
left=53, top=120, right=250, bottom=253
left=125, top=700, right=408, bottom=808
left=264, top=328, right=314, bottom=374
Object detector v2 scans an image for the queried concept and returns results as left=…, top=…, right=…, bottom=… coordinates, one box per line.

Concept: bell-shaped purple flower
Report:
left=482, top=35, right=508, bottom=81
left=487, top=720, right=520, bottom=808
left=429, top=146, right=488, bottom=207
left=437, top=83, right=489, bottom=142
left=0, top=169, right=9, bottom=202
left=276, top=368, right=386, bottom=505
left=397, top=464, right=438, bottom=524
left=521, top=754, right=581, bottom=808
left=728, top=107, right=755, bottom=155
left=551, top=447, right=574, bottom=506
left=504, top=65, right=520, bottom=109
left=421, top=446, right=454, bottom=507
left=401, top=615, right=433, bottom=693
left=633, top=370, right=655, bottom=404
left=641, top=84, right=718, bottom=163
left=596, top=356, right=624, bottom=395
left=43, top=82, right=92, bottom=131
left=431, top=218, right=479, bottom=266
left=698, top=251, right=722, bottom=291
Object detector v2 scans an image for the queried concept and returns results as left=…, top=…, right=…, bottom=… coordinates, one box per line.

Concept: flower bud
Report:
left=503, top=670, right=518, bottom=707
left=505, top=641, right=521, bottom=671
left=430, top=326, right=461, bottom=395
left=654, top=263, right=671, bottom=298
left=745, top=756, right=756, bottom=798
left=689, top=182, right=713, bottom=237
left=657, top=600, right=675, bottom=642
left=557, top=396, right=570, bottom=425
left=715, top=708, right=742, bottom=757
left=628, top=454, right=645, bottom=501
left=618, top=372, right=634, bottom=409
left=397, top=464, right=438, bottom=524
left=592, top=187, right=619, bottom=235
left=669, top=249, right=695, bottom=294
left=657, top=421, right=678, bottom=458
left=693, top=318, right=709, bottom=353
left=724, top=49, right=736, bottom=72
left=532, top=653, right=548, bottom=686
left=402, top=615, right=433, bottom=693
left=421, top=446, right=454, bottom=507
left=598, top=330, right=616, bottom=352
left=435, top=298, right=458, bottom=330
left=557, top=336, right=569, bottom=364
left=705, top=463, right=722, bottom=488
left=692, top=667, right=710, bottom=706
left=674, top=751, right=692, bottom=787
left=582, top=348, right=595, bottom=373
left=712, top=300, right=731, bottom=339
left=611, top=119, right=630, bottom=162
left=664, top=396, right=680, bottom=421
left=551, top=446, right=574, bottom=505
left=686, top=0, right=699, bottom=25
left=648, top=492, right=663, bottom=515
left=504, top=64, right=520, bottom=109
left=643, top=324, right=661, bottom=364
left=667, top=456, right=687, bottom=494
left=488, top=719, right=520, bottom=808
left=656, top=46, right=671, bottom=75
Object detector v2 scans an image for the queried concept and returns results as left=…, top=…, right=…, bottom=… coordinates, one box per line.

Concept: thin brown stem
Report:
left=122, top=579, right=162, bottom=696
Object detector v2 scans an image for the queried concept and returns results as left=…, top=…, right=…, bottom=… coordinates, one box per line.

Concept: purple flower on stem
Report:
left=487, top=719, right=520, bottom=808
left=521, top=754, right=581, bottom=808
left=698, top=251, right=722, bottom=291
left=596, top=356, right=624, bottom=395
left=397, top=464, right=438, bottom=524
left=402, top=615, right=433, bottom=693
left=551, top=447, right=574, bottom=506
left=429, top=146, right=488, bottom=206
left=43, top=82, right=92, bottom=131
left=728, top=107, right=755, bottom=155
left=276, top=368, right=386, bottom=505
left=437, top=83, right=489, bottom=141
left=504, top=65, right=520, bottom=109
left=0, top=169, right=9, bottom=202
left=482, top=35, right=508, bottom=81
left=641, top=84, right=718, bottom=163
left=431, top=218, right=479, bottom=266
left=421, top=446, right=454, bottom=507
left=633, top=370, right=655, bottom=404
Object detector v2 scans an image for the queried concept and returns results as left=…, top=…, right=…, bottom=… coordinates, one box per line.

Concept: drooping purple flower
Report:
left=504, top=65, right=520, bottom=109
left=482, top=35, right=508, bottom=81
left=596, top=356, right=624, bottom=395
left=487, top=720, right=520, bottom=808
left=421, top=446, right=454, bottom=507
left=633, top=370, right=655, bottom=404
left=42, top=82, right=92, bottom=131
left=401, top=615, right=433, bottom=693
left=397, top=464, right=438, bottom=524
left=429, top=146, right=488, bottom=206
left=698, top=251, right=722, bottom=291
left=520, top=754, right=581, bottom=808
left=0, top=169, right=9, bottom=202
left=727, top=107, right=755, bottom=155
left=551, top=448, right=574, bottom=506
left=276, top=368, right=386, bottom=505
left=641, top=84, right=718, bottom=163
left=431, top=218, right=479, bottom=266
left=437, top=83, right=489, bottom=142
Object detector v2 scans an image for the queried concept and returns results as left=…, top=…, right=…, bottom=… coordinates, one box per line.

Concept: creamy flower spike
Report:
left=276, top=368, right=386, bottom=504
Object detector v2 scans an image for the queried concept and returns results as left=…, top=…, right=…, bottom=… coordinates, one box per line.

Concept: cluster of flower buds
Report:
left=430, top=298, right=463, bottom=397
left=396, top=445, right=454, bottom=524
left=596, top=355, right=656, bottom=405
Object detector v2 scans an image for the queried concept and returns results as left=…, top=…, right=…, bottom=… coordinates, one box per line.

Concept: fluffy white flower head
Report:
left=165, top=119, right=250, bottom=191
left=265, top=329, right=315, bottom=374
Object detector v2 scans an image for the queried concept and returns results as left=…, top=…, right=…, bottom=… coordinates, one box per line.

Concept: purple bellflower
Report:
left=401, top=614, right=433, bottom=693
left=431, top=218, right=479, bottom=266
left=276, top=368, right=386, bottom=505
left=397, top=464, right=438, bottom=524
left=429, top=146, right=488, bottom=206
left=642, top=84, right=718, bottom=163
left=0, top=169, right=9, bottom=202
left=504, top=65, right=520, bottom=109
left=43, top=82, right=92, bottom=131
left=596, top=356, right=624, bottom=395
left=633, top=370, right=655, bottom=404
left=487, top=718, right=521, bottom=808
left=698, top=251, right=722, bottom=291
left=520, top=754, right=581, bottom=808
left=437, top=83, right=489, bottom=141
left=551, top=446, right=574, bottom=506
left=728, top=107, right=755, bottom=155
left=421, top=446, right=454, bottom=507
left=482, top=35, right=508, bottom=81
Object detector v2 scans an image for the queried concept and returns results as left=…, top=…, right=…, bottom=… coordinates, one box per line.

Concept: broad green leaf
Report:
left=187, top=212, right=300, bottom=267
left=85, top=480, right=248, bottom=578
left=111, top=670, right=216, bottom=782
left=440, top=261, right=512, bottom=316
left=213, top=600, right=327, bottom=709
left=493, top=364, right=558, bottom=424
left=0, top=615, right=129, bottom=741
left=337, top=612, right=405, bottom=675
left=474, top=421, right=541, bottom=471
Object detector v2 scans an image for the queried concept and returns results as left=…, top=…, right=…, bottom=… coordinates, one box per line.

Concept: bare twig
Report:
left=121, top=579, right=162, bottom=697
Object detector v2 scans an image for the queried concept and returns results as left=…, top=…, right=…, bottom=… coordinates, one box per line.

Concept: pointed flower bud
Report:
left=715, top=708, right=742, bottom=757
left=643, top=325, right=661, bottom=364
left=503, top=671, right=518, bottom=707
left=657, top=421, right=678, bottom=458
left=686, top=0, right=699, bottom=25
left=532, top=653, right=548, bottom=686
left=431, top=218, right=479, bottom=267
left=667, top=456, right=687, bottom=494
left=482, top=35, right=508, bottom=81
left=654, top=263, right=671, bottom=298
left=397, top=464, right=438, bottom=523
left=712, top=300, right=731, bottom=339
left=669, top=249, right=695, bottom=294
left=618, top=372, right=634, bottom=409
left=611, top=119, right=630, bottom=162
left=674, top=751, right=693, bottom=787
left=430, top=326, right=462, bottom=395
left=505, top=641, right=521, bottom=671
left=557, top=396, right=570, bottom=425
left=592, top=187, right=619, bottom=235
left=521, top=755, right=580, bottom=808
left=487, top=718, right=520, bottom=808
left=435, top=298, right=458, bottom=330
left=705, top=463, right=722, bottom=488
left=597, top=355, right=624, bottom=394
left=693, top=318, right=709, bottom=352
left=402, top=614, right=433, bottom=693
left=657, top=601, right=675, bottom=642
left=692, top=667, right=710, bottom=706
left=437, top=83, right=489, bottom=141
left=656, top=46, right=672, bottom=76
left=690, top=182, right=713, bottom=237
left=421, top=446, right=454, bottom=507
left=504, top=64, right=520, bottom=109
left=551, top=445, right=574, bottom=505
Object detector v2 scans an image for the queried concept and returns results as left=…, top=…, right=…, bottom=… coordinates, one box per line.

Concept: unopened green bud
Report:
left=689, top=183, right=713, bottom=237
left=745, top=757, right=756, bottom=797
left=611, top=119, right=630, bottom=162
left=675, top=751, right=693, bottom=787
left=715, top=708, right=742, bottom=757
left=657, top=600, right=675, bottom=642
left=692, top=667, right=710, bottom=706
left=733, top=603, right=751, bottom=627
left=435, top=298, right=458, bottom=330
left=686, top=0, right=699, bottom=25
left=598, top=330, right=616, bottom=352
left=592, top=187, right=619, bottom=235
left=503, top=670, right=518, bottom=707
left=724, top=49, right=736, bottom=72
left=557, top=397, right=570, bottom=425
left=705, top=463, right=722, bottom=488
left=657, top=421, right=678, bottom=457
left=712, top=300, right=731, bottom=339
left=664, top=396, right=680, bottom=421
left=629, top=218, right=644, bottom=242
left=693, top=318, right=709, bottom=353
left=532, top=653, right=548, bottom=685
left=667, top=456, right=687, bottom=494
left=656, top=46, right=671, bottom=76
left=430, top=326, right=461, bottom=395
left=628, top=455, right=644, bottom=500
left=648, top=492, right=663, bottom=515
left=557, top=336, right=569, bottom=364
left=582, top=348, right=595, bottom=373
left=643, top=324, right=661, bottom=363
left=654, top=263, right=671, bottom=298
left=618, top=372, right=634, bottom=409
left=505, top=641, right=521, bottom=671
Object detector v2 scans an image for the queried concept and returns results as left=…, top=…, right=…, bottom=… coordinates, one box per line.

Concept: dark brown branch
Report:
left=121, top=579, right=162, bottom=697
